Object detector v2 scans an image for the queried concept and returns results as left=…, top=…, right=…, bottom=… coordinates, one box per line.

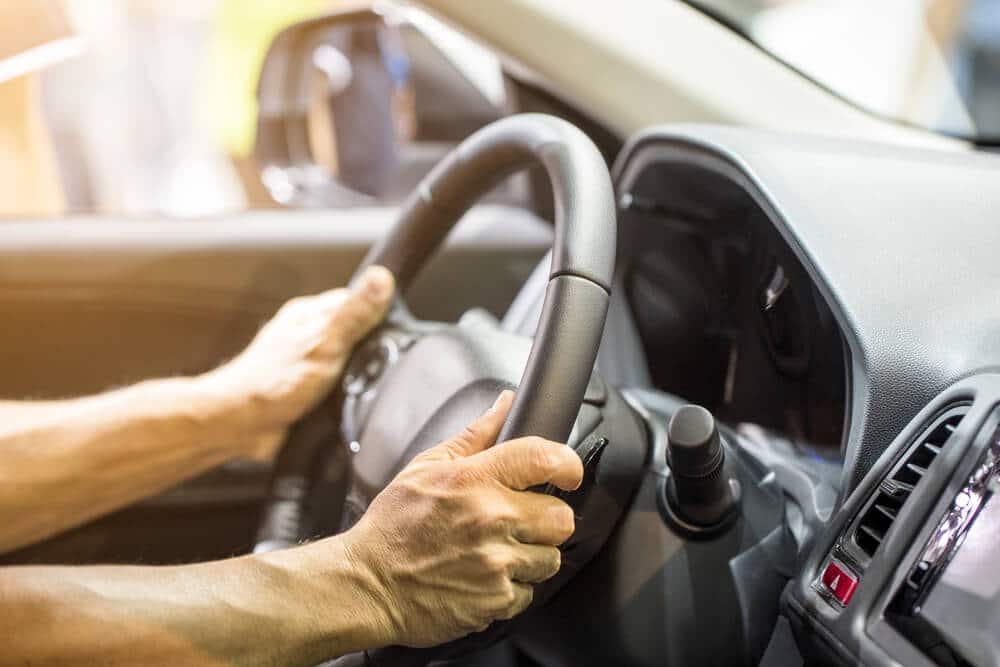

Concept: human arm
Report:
left=0, top=391, right=584, bottom=666
left=0, top=266, right=395, bottom=553
left=0, top=541, right=376, bottom=667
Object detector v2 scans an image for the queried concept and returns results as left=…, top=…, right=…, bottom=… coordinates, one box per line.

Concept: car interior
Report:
left=2, top=2, right=1000, bottom=666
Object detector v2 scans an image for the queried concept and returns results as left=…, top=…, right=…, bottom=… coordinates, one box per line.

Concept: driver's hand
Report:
left=206, top=265, right=395, bottom=461
left=342, top=391, right=585, bottom=648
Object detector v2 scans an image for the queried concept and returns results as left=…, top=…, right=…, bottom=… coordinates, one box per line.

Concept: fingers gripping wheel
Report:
left=358, top=113, right=616, bottom=443
left=259, top=114, right=617, bottom=665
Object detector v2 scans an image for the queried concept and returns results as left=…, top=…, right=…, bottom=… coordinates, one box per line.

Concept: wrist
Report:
left=191, top=366, right=272, bottom=460
left=338, top=525, right=401, bottom=648
left=251, top=534, right=397, bottom=659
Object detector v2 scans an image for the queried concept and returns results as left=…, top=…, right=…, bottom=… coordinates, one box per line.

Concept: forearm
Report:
left=0, top=375, right=254, bottom=553
left=0, top=538, right=390, bottom=666
left=0, top=267, right=394, bottom=554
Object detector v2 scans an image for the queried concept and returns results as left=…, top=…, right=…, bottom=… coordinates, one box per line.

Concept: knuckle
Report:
left=467, top=510, right=496, bottom=538
left=456, top=424, right=482, bottom=448
left=357, top=284, right=384, bottom=307
left=427, top=462, right=466, bottom=488
left=448, top=463, right=479, bottom=489
left=498, top=580, right=517, bottom=608
left=490, top=505, right=518, bottom=532
left=480, top=550, right=511, bottom=576
left=552, top=503, right=576, bottom=540
left=527, top=439, right=557, bottom=474
left=504, top=585, right=532, bottom=618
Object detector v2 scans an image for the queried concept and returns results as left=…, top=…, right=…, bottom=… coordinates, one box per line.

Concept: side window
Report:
left=0, top=1, right=520, bottom=218
left=256, top=6, right=523, bottom=209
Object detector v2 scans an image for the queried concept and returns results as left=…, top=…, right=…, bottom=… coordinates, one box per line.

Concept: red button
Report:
left=821, top=561, right=859, bottom=606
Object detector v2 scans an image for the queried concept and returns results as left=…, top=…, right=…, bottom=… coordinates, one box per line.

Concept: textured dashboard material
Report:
left=613, top=126, right=1000, bottom=491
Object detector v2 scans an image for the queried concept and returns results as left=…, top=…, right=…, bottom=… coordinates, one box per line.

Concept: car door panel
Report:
left=0, top=205, right=550, bottom=398
left=0, top=204, right=550, bottom=564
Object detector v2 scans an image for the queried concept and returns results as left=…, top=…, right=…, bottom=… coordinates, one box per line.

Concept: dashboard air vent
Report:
left=853, top=408, right=967, bottom=559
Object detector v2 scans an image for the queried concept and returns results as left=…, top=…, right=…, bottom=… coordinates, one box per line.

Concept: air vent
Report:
left=852, top=408, right=967, bottom=560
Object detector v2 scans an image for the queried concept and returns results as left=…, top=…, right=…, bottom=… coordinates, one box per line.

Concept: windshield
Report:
left=685, top=0, right=1000, bottom=143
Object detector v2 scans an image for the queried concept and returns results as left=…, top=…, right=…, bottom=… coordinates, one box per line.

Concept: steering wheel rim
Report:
left=355, top=112, right=615, bottom=443
left=257, top=113, right=617, bottom=664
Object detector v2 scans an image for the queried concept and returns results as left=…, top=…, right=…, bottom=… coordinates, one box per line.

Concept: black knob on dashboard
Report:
left=667, top=405, right=722, bottom=476
left=665, top=404, right=737, bottom=530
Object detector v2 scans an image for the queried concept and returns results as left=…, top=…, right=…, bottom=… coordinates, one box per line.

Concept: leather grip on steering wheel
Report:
left=357, top=113, right=617, bottom=446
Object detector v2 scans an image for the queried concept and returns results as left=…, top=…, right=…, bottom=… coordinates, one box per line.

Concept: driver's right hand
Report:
left=342, top=390, right=584, bottom=648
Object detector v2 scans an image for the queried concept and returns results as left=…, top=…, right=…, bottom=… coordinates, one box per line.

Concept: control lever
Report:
left=661, top=404, right=739, bottom=537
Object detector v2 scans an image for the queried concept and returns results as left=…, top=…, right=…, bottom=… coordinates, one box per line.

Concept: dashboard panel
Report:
left=617, top=155, right=847, bottom=455
left=498, top=123, right=1000, bottom=665
left=602, top=125, right=1000, bottom=666
left=610, top=126, right=1000, bottom=493
left=788, top=374, right=1000, bottom=667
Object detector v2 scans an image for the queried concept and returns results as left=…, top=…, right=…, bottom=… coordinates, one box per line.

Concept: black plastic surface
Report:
left=513, top=388, right=797, bottom=667
left=496, top=274, right=610, bottom=443
left=667, top=404, right=723, bottom=476
left=665, top=404, right=737, bottom=528
left=612, top=125, right=1000, bottom=493
left=784, top=374, right=1000, bottom=667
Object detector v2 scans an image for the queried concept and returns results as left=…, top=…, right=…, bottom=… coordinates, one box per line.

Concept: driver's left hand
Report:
left=204, top=265, right=395, bottom=461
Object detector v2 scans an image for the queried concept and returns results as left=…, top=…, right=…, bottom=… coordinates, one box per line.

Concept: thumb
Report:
left=327, top=265, right=395, bottom=352
left=429, top=390, right=514, bottom=461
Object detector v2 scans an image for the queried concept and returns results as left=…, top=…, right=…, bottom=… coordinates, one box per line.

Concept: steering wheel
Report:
left=256, top=113, right=617, bottom=665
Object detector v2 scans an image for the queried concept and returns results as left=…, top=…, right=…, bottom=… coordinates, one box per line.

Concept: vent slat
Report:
left=874, top=503, right=898, bottom=520
left=859, top=525, right=885, bottom=545
left=852, top=406, right=967, bottom=560
left=885, top=480, right=915, bottom=496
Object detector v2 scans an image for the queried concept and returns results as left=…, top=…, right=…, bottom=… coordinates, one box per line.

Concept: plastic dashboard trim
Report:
left=610, top=125, right=1000, bottom=497
left=610, top=129, right=865, bottom=492
left=788, top=375, right=1000, bottom=666
left=608, top=125, right=1000, bottom=664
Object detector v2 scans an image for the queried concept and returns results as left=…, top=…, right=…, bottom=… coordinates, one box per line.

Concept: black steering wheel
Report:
left=255, top=113, right=618, bottom=665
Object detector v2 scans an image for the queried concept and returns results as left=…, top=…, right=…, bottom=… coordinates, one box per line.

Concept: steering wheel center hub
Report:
left=348, top=326, right=533, bottom=496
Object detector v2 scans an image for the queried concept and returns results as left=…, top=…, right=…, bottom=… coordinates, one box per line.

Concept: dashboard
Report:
left=607, top=125, right=1000, bottom=492
left=536, top=124, right=1000, bottom=666
left=787, top=374, right=1000, bottom=667
left=496, top=122, right=1000, bottom=665
left=617, top=144, right=847, bottom=456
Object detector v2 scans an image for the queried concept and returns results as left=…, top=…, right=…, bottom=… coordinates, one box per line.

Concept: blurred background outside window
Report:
left=39, top=0, right=336, bottom=217
left=693, top=0, right=1000, bottom=142
left=0, top=0, right=997, bottom=219
left=1, top=0, right=348, bottom=218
